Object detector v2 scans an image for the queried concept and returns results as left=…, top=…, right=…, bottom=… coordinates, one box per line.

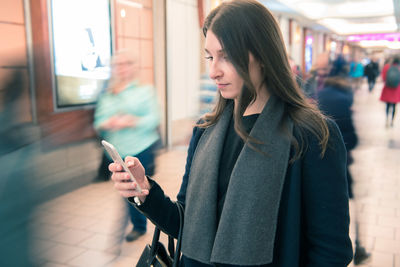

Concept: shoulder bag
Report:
left=136, top=202, right=184, bottom=267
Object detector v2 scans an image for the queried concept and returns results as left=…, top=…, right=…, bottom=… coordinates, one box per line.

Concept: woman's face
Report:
left=205, top=31, right=263, bottom=100
left=205, top=31, right=243, bottom=100
left=112, top=56, right=138, bottom=82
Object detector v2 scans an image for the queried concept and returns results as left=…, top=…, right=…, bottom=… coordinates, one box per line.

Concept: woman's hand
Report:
left=99, top=117, right=117, bottom=130
left=109, top=156, right=151, bottom=202
left=100, top=115, right=138, bottom=131
left=116, top=114, right=138, bottom=128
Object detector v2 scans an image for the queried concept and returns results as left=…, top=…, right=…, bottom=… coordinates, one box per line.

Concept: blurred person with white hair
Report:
left=94, top=50, right=161, bottom=241
left=303, top=52, right=331, bottom=99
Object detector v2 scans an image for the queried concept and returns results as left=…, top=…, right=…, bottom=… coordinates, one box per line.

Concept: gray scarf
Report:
left=181, top=95, right=293, bottom=265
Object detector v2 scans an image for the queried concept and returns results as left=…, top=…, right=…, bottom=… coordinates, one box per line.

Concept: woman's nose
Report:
left=209, top=61, right=222, bottom=80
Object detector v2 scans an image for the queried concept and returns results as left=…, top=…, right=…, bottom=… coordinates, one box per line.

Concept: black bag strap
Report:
left=168, top=235, right=175, bottom=258
left=150, top=227, right=161, bottom=256
left=173, top=201, right=184, bottom=267
left=148, top=201, right=184, bottom=267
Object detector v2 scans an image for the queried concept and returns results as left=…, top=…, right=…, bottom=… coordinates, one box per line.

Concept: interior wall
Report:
left=290, top=21, right=303, bottom=67
left=167, top=0, right=200, bottom=146
left=312, top=32, right=325, bottom=64
left=167, top=0, right=200, bottom=122
left=114, top=0, right=155, bottom=86
left=0, top=0, right=32, bottom=124
left=278, top=16, right=290, bottom=55
left=152, top=0, right=167, bottom=146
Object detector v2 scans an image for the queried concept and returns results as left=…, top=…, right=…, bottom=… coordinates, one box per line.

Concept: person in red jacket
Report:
left=380, top=56, right=400, bottom=127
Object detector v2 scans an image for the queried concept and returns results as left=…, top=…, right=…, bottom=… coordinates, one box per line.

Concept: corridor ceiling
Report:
left=262, top=0, right=400, bottom=35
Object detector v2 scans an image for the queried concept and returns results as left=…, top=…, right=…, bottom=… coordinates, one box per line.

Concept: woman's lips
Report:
left=217, top=83, right=229, bottom=89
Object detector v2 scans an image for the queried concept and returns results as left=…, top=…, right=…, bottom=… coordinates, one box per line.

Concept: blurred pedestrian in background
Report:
left=349, top=57, right=364, bottom=91
left=303, top=52, right=330, bottom=99
left=109, top=1, right=353, bottom=266
left=379, top=56, right=400, bottom=127
left=318, top=55, right=370, bottom=265
left=363, top=58, right=380, bottom=92
left=289, top=56, right=303, bottom=88
left=302, top=68, right=318, bottom=99
left=0, top=58, right=40, bottom=266
left=93, top=50, right=161, bottom=241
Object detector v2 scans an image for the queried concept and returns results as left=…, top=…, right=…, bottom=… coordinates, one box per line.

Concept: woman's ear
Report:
left=248, top=52, right=265, bottom=90
left=249, top=52, right=263, bottom=72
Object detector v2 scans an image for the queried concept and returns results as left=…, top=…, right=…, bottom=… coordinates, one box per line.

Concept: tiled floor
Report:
left=29, top=149, right=188, bottom=267
left=347, top=81, right=400, bottom=267
left=29, top=81, right=399, bottom=267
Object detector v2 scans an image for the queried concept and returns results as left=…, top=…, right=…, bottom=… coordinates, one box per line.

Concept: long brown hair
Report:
left=198, top=0, right=329, bottom=160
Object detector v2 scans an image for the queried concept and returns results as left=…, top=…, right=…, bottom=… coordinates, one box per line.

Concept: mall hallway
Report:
left=29, top=81, right=400, bottom=267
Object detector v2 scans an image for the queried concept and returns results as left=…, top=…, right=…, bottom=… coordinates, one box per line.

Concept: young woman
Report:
left=109, top=1, right=353, bottom=266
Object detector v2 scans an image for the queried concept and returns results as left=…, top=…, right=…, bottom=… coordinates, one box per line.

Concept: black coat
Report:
left=135, top=119, right=353, bottom=267
left=318, top=85, right=358, bottom=152
left=363, top=62, right=379, bottom=80
left=318, top=84, right=358, bottom=198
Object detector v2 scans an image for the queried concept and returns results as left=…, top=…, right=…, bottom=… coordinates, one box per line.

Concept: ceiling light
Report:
left=318, top=16, right=397, bottom=35
left=359, top=40, right=389, bottom=47
left=117, top=0, right=143, bottom=9
left=272, top=0, right=397, bottom=35
left=358, top=40, right=400, bottom=49
left=335, top=1, right=393, bottom=18
left=277, top=0, right=393, bottom=20
left=347, top=33, right=400, bottom=42
left=387, top=42, right=400, bottom=49
left=295, top=3, right=328, bottom=20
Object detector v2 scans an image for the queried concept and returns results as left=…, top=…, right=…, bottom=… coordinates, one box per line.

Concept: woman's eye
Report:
left=205, top=56, right=213, bottom=61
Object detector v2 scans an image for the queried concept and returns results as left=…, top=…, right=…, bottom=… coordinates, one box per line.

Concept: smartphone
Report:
left=101, top=140, right=142, bottom=193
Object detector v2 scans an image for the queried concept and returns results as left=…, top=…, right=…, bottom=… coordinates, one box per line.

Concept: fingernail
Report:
left=127, top=161, right=134, bottom=167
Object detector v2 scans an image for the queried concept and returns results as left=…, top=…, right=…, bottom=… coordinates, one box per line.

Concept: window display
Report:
left=49, top=0, right=112, bottom=109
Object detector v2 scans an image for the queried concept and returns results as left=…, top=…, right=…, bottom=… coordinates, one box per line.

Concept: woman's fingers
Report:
left=125, top=156, right=140, bottom=170
left=118, top=189, right=149, bottom=198
left=114, top=180, right=139, bottom=191
left=119, top=190, right=136, bottom=198
left=109, top=162, right=122, bottom=172
left=109, top=162, right=133, bottom=183
left=112, top=174, right=149, bottom=194
left=110, top=170, right=128, bottom=182
left=124, top=157, right=146, bottom=183
left=115, top=181, right=150, bottom=198
left=114, top=180, right=149, bottom=194
left=108, top=157, right=149, bottom=200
